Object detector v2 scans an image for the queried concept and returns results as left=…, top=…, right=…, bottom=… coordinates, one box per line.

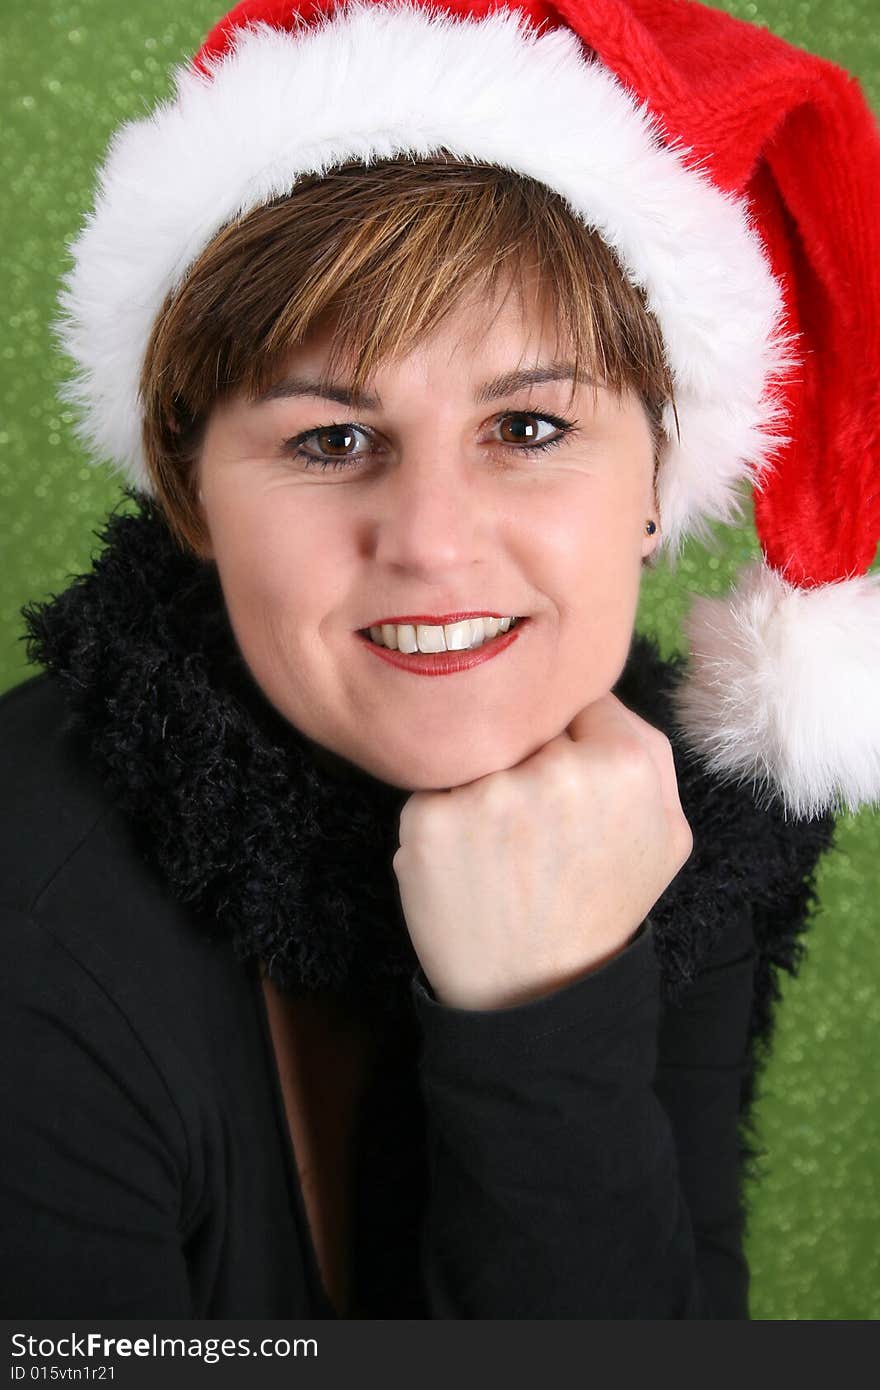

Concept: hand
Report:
left=392, top=691, right=694, bottom=1010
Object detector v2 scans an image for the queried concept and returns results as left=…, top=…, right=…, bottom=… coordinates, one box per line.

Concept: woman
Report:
left=1, top=0, right=877, bottom=1319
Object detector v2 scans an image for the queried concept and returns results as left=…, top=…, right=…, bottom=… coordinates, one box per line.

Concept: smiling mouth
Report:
left=359, top=617, right=524, bottom=653
left=354, top=616, right=529, bottom=677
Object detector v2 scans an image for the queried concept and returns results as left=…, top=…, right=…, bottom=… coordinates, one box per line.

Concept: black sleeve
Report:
left=409, top=906, right=756, bottom=1318
left=0, top=903, right=194, bottom=1317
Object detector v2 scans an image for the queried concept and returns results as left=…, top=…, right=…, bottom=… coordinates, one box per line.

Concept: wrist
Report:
left=429, top=917, right=652, bottom=1012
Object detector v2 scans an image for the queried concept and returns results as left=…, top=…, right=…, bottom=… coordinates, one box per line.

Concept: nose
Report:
left=370, top=448, right=486, bottom=577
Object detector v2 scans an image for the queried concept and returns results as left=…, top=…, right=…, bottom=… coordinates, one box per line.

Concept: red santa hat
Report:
left=53, top=0, right=880, bottom=821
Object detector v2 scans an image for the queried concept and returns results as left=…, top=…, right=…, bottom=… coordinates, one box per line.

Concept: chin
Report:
left=360, top=739, right=533, bottom=792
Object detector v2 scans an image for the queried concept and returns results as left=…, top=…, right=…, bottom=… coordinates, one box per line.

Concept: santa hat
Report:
left=53, top=0, right=880, bottom=821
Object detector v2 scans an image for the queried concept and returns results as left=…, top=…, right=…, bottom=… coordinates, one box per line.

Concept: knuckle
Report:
left=480, top=774, right=527, bottom=829
left=541, top=751, right=583, bottom=801
left=625, top=710, right=676, bottom=763
left=675, top=815, right=695, bottom=863
left=612, top=735, right=656, bottom=783
left=656, top=729, right=676, bottom=761
left=478, top=769, right=516, bottom=813
left=642, top=722, right=675, bottom=763
left=399, top=791, right=446, bottom=846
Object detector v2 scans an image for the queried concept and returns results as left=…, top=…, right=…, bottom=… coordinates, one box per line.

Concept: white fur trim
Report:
left=53, top=0, right=795, bottom=558
left=669, top=561, right=880, bottom=819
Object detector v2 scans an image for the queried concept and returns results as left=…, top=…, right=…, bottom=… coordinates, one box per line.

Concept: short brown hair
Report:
left=140, top=153, right=676, bottom=561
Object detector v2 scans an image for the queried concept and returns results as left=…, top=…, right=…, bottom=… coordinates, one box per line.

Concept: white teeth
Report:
left=416, top=623, right=446, bottom=653
left=443, top=620, right=472, bottom=651
left=366, top=617, right=519, bottom=651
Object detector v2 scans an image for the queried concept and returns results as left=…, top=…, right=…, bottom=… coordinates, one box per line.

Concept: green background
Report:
left=1, top=1, right=878, bottom=1318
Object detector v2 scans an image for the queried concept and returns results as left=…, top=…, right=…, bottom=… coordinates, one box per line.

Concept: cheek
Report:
left=538, top=481, right=643, bottom=674
left=536, top=478, right=641, bottom=593
left=208, top=487, right=330, bottom=599
left=205, top=503, right=314, bottom=659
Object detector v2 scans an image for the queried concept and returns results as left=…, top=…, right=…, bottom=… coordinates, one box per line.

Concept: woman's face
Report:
left=195, top=278, right=661, bottom=790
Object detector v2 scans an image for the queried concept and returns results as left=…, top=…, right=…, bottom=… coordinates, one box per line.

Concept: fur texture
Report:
left=672, top=560, right=880, bottom=820
left=52, top=0, right=791, bottom=561
left=21, top=489, right=837, bottom=1185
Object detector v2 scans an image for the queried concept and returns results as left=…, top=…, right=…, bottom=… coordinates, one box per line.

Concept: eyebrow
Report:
left=253, top=363, right=599, bottom=409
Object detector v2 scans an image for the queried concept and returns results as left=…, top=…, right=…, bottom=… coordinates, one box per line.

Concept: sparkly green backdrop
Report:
left=1, top=1, right=878, bottom=1320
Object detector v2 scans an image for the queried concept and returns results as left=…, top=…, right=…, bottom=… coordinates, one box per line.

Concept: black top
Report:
left=1, top=672, right=756, bottom=1319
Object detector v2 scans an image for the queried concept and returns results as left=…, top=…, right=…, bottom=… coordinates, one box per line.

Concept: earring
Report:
left=645, top=519, right=657, bottom=535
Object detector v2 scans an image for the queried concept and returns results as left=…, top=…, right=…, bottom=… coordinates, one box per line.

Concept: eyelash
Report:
left=279, top=410, right=578, bottom=471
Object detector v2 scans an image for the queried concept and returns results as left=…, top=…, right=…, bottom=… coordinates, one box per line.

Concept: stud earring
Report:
left=645, top=519, right=657, bottom=535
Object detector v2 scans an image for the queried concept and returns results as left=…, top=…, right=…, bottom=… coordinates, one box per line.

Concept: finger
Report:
left=564, top=689, right=651, bottom=748
left=565, top=692, right=685, bottom=823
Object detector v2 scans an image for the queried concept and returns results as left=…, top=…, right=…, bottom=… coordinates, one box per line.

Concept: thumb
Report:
left=564, top=690, right=686, bottom=826
left=564, top=689, right=651, bottom=748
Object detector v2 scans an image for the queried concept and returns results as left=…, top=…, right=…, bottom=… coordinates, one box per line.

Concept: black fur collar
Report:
left=21, top=490, right=836, bottom=1047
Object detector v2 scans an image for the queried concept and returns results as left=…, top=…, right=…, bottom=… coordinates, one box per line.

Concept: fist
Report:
left=392, top=692, right=693, bottom=1010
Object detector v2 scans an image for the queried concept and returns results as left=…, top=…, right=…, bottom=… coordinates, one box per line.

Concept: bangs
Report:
left=140, top=155, right=675, bottom=557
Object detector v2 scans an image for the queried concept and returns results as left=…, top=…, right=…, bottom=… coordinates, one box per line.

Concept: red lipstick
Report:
left=356, top=618, right=527, bottom=677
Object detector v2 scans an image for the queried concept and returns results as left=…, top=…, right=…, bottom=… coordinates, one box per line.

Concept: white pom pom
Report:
left=669, top=560, right=880, bottom=819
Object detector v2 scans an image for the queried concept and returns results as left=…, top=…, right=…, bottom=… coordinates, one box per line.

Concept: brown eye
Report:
left=310, top=426, right=359, bottom=456
left=498, top=414, right=545, bottom=445
left=493, top=412, right=573, bottom=453
left=281, top=423, right=377, bottom=471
